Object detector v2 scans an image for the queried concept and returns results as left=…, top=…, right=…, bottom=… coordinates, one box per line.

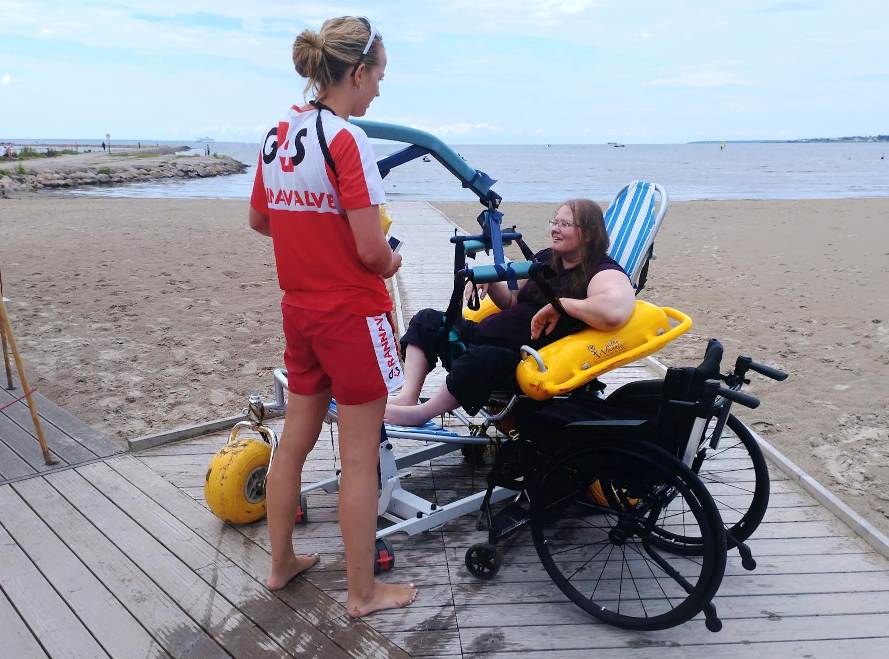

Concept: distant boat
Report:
left=422, top=155, right=431, bottom=162
left=612, top=143, right=626, bottom=148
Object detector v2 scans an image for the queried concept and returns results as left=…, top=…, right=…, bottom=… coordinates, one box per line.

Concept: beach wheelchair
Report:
left=205, top=122, right=786, bottom=631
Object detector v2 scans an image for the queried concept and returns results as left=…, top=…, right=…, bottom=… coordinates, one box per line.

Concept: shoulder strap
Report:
left=309, top=100, right=338, bottom=178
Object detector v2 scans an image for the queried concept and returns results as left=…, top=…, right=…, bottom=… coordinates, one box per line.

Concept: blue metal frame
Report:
left=352, top=119, right=501, bottom=207
left=351, top=119, right=533, bottom=288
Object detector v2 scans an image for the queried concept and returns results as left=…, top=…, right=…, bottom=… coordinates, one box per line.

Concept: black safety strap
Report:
left=309, top=100, right=338, bottom=179
left=529, top=262, right=569, bottom=317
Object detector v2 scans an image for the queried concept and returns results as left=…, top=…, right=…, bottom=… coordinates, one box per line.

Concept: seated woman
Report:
left=385, top=198, right=637, bottom=427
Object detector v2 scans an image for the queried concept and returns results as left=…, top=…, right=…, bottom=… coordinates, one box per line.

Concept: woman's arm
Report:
left=530, top=269, right=635, bottom=340
left=249, top=207, right=271, bottom=236
left=474, top=280, right=522, bottom=309
left=347, top=205, right=402, bottom=278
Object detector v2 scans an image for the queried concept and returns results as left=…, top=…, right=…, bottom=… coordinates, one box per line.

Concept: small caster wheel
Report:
left=741, top=556, right=757, bottom=571
left=465, top=543, right=501, bottom=580
left=704, top=603, right=722, bottom=632
left=373, top=538, right=395, bottom=575
left=294, top=493, right=308, bottom=526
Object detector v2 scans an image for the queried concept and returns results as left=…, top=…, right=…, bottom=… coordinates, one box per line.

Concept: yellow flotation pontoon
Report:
left=463, top=296, right=692, bottom=400
left=515, top=300, right=691, bottom=400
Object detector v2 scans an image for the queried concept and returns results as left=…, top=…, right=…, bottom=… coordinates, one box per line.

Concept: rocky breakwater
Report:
left=0, top=147, right=247, bottom=197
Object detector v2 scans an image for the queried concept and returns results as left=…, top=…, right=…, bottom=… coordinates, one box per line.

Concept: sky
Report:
left=0, top=0, right=887, bottom=144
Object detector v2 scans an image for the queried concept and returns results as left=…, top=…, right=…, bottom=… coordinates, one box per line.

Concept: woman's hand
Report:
left=463, top=281, right=488, bottom=303
left=530, top=303, right=560, bottom=340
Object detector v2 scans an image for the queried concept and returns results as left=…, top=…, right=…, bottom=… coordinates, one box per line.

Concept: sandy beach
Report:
left=1, top=196, right=887, bottom=534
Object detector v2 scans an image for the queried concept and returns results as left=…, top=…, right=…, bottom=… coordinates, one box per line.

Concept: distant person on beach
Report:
left=385, top=199, right=636, bottom=427
left=101, top=141, right=106, bottom=152
left=248, top=16, right=415, bottom=617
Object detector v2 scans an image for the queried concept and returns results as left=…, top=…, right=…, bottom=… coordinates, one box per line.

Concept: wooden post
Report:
left=1, top=318, right=13, bottom=389
left=0, top=298, right=58, bottom=465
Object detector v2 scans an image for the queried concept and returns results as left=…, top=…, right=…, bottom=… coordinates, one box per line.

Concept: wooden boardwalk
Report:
left=1, top=200, right=889, bottom=657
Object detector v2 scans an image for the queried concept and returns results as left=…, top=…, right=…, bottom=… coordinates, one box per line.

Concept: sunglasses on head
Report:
left=351, top=17, right=377, bottom=76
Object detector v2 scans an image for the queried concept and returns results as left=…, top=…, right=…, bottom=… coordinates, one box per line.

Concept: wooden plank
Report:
left=0, top=427, right=37, bottom=480
left=46, top=468, right=291, bottom=658
left=10, top=476, right=225, bottom=658
left=0, top=385, right=122, bottom=456
left=0, top=584, right=49, bottom=659
left=0, top=518, right=108, bottom=658
left=0, top=485, right=168, bottom=658
left=447, top=571, right=889, bottom=608
left=457, top=613, right=889, bottom=653
left=0, top=388, right=107, bottom=463
left=107, top=454, right=408, bottom=658
left=380, top=629, right=462, bottom=657
left=468, top=637, right=889, bottom=658
left=0, top=413, right=64, bottom=470
left=77, top=461, right=350, bottom=659
left=455, top=590, right=889, bottom=628
left=441, top=552, right=889, bottom=586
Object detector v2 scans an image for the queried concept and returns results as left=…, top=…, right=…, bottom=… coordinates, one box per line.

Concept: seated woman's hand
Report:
left=530, top=303, right=560, bottom=340
left=463, top=281, right=488, bottom=303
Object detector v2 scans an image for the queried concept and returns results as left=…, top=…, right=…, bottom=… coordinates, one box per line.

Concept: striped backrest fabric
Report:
left=604, top=180, right=662, bottom=289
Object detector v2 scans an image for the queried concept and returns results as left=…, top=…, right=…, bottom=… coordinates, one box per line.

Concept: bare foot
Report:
left=384, top=403, right=431, bottom=427
left=346, top=581, right=418, bottom=618
left=266, top=553, right=320, bottom=591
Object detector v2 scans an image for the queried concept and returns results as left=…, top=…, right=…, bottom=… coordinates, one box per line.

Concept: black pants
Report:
left=400, top=308, right=520, bottom=415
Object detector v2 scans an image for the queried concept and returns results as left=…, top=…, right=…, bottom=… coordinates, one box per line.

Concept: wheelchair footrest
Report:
left=491, top=501, right=530, bottom=540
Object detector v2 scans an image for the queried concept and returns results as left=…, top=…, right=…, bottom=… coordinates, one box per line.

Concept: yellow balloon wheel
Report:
left=205, top=439, right=272, bottom=524
left=587, top=480, right=640, bottom=510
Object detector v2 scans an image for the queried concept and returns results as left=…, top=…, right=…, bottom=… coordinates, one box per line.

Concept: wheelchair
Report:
left=204, top=121, right=786, bottom=632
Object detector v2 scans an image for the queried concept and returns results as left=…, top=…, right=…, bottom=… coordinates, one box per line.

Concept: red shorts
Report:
left=281, top=303, right=405, bottom=405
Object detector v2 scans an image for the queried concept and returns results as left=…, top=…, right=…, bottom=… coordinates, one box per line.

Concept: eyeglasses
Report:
left=352, top=17, right=377, bottom=75
left=549, top=219, right=578, bottom=229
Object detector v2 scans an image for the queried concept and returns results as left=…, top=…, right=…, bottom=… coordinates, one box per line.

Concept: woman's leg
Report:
left=266, top=390, right=329, bottom=590
left=336, top=396, right=418, bottom=617
left=385, top=383, right=459, bottom=427
left=387, top=344, right=428, bottom=405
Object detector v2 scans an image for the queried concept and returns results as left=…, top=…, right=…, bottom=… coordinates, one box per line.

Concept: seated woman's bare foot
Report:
left=346, top=581, right=418, bottom=618
left=384, top=403, right=431, bottom=427
left=266, top=553, right=320, bottom=591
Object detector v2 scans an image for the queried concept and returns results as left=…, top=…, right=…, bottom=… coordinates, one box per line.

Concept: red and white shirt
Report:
left=250, top=104, right=390, bottom=315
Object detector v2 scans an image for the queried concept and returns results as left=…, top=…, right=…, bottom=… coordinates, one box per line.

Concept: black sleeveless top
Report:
left=472, top=249, right=627, bottom=352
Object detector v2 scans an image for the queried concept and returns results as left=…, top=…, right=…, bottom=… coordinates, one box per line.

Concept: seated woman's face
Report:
left=550, top=204, right=582, bottom=256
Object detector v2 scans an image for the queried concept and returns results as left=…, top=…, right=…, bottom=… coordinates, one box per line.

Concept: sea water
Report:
left=61, top=140, right=889, bottom=202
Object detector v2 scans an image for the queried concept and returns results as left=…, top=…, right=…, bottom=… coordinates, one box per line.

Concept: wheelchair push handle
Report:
left=744, top=357, right=787, bottom=382
left=717, top=384, right=760, bottom=410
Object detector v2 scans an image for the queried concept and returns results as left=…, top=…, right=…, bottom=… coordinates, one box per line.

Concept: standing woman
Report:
left=249, top=16, right=417, bottom=617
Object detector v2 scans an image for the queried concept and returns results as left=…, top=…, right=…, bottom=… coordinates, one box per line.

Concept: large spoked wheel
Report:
left=530, top=441, right=726, bottom=631
left=607, top=382, right=770, bottom=551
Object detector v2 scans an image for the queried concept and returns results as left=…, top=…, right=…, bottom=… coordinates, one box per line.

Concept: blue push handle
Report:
left=351, top=119, right=498, bottom=203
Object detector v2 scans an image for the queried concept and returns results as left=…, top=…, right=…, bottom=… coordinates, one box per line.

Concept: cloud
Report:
left=404, top=121, right=503, bottom=137
left=648, top=69, right=753, bottom=88
left=133, top=11, right=243, bottom=31
left=755, top=1, right=823, bottom=13
left=1, top=73, right=10, bottom=85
